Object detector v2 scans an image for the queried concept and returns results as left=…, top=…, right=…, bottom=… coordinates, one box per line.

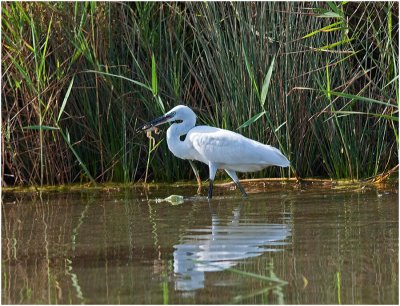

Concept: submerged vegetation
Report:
left=2, top=2, right=398, bottom=186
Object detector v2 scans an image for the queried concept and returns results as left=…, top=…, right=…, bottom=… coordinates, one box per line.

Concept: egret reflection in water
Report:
left=173, top=203, right=292, bottom=291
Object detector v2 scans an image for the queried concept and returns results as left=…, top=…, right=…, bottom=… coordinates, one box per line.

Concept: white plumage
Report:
left=139, top=105, right=290, bottom=198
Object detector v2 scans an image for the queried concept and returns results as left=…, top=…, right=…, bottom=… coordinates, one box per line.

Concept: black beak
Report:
left=136, top=113, right=174, bottom=133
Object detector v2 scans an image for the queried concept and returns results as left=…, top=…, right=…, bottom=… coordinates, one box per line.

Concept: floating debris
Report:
left=148, top=194, right=185, bottom=205
left=162, top=194, right=184, bottom=205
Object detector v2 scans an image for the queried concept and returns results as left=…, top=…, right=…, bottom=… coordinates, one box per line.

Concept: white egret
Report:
left=138, top=105, right=290, bottom=198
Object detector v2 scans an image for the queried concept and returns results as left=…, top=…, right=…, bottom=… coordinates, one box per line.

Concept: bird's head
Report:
left=137, top=105, right=196, bottom=133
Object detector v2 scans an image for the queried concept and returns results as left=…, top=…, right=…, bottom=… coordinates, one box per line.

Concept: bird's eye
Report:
left=168, top=111, right=176, bottom=117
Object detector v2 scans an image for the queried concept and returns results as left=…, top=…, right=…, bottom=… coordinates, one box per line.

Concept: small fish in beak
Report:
left=137, top=111, right=176, bottom=146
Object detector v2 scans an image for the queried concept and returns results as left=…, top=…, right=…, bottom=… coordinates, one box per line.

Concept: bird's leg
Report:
left=208, top=180, right=214, bottom=199
left=189, top=160, right=202, bottom=195
left=224, top=169, right=248, bottom=197
left=208, top=162, right=218, bottom=199
left=235, top=181, right=248, bottom=197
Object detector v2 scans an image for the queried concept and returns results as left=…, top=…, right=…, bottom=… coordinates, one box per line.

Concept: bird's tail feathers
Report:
left=265, top=145, right=290, bottom=167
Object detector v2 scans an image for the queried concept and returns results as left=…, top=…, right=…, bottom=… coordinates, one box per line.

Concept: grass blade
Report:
left=317, top=37, right=354, bottom=51
left=57, top=75, right=75, bottom=123
left=243, top=49, right=260, bottom=98
left=23, top=125, right=59, bottom=130
left=333, top=110, right=398, bottom=122
left=237, top=111, right=266, bottom=130
left=85, top=70, right=153, bottom=92
left=151, top=53, right=158, bottom=96
left=302, top=21, right=343, bottom=39
left=327, top=91, right=397, bottom=108
left=260, top=55, right=276, bottom=108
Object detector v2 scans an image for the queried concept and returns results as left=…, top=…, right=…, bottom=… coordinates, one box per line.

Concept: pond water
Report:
left=2, top=181, right=398, bottom=304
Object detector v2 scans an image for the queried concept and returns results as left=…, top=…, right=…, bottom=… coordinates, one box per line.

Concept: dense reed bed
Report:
left=2, top=2, right=398, bottom=185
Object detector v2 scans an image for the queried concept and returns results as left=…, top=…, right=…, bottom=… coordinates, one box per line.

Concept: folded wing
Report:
left=188, top=126, right=289, bottom=172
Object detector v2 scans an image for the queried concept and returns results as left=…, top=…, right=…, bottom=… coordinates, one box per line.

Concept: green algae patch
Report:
left=2, top=177, right=397, bottom=196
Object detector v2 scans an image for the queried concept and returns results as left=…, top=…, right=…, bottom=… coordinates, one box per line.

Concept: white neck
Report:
left=166, top=117, right=196, bottom=160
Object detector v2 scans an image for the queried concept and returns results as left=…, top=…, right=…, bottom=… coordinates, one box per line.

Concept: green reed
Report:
left=2, top=2, right=398, bottom=185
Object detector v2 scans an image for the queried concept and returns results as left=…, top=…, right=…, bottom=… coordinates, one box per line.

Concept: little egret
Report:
left=138, top=105, right=290, bottom=198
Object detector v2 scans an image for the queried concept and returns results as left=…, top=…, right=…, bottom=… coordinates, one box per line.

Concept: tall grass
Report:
left=2, top=2, right=398, bottom=185
left=300, top=2, right=399, bottom=179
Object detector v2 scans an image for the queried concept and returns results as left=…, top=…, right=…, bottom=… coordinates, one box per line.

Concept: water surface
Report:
left=2, top=181, right=398, bottom=304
